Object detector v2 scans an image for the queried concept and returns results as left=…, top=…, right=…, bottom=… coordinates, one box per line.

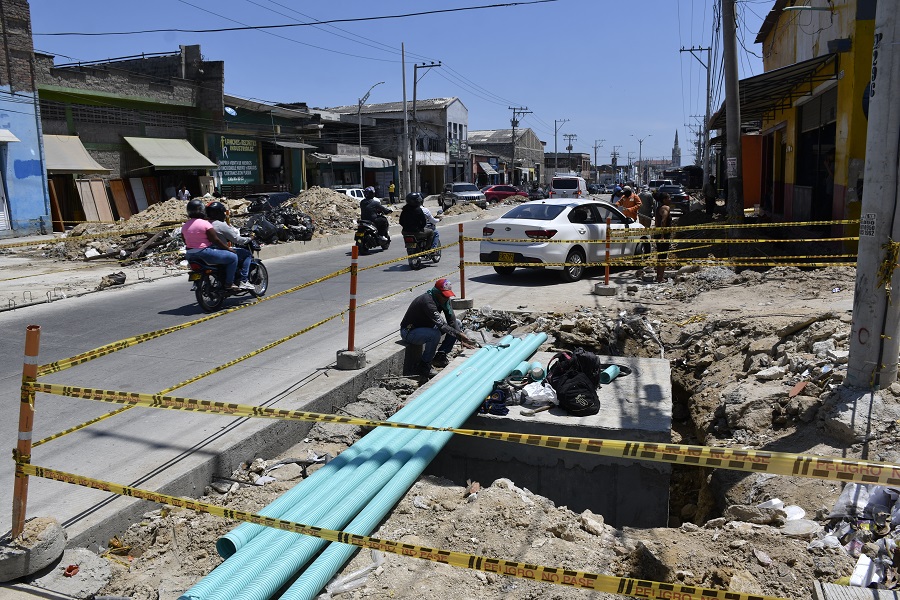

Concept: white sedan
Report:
left=479, top=199, right=650, bottom=282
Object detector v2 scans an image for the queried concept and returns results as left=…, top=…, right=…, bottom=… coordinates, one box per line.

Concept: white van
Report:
left=549, top=176, right=588, bottom=199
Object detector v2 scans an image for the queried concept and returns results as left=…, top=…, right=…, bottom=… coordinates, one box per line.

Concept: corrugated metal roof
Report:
left=326, top=97, right=459, bottom=115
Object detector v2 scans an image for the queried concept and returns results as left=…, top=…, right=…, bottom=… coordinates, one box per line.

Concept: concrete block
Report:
left=26, top=547, right=109, bottom=598
left=451, top=298, right=474, bottom=310
left=592, top=283, right=617, bottom=296
left=336, top=350, right=366, bottom=370
left=0, top=518, right=66, bottom=583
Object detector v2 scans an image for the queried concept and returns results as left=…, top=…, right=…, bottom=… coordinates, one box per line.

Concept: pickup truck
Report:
left=439, top=182, right=487, bottom=210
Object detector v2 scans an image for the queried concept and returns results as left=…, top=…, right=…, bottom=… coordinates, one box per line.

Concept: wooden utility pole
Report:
left=848, top=2, right=900, bottom=388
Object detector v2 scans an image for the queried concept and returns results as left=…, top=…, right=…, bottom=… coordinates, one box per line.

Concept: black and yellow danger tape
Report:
left=358, top=240, right=459, bottom=272
left=611, top=218, right=860, bottom=237
left=25, top=381, right=900, bottom=486
left=14, top=462, right=787, bottom=600
left=467, top=260, right=855, bottom=269
left=356, top=270, right=461, bottom=310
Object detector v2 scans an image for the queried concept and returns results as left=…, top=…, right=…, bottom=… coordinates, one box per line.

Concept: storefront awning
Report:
left=123, top=137, right=218, bottom=170
left=308, top=152, right=394, bottom=168
left=710, top=53, right=838, bottom=130
left=276, top=141, right=317, bottom=150
left=478, top=161, right=498, bottom=176
left=0, top=129, right=20, bottom=143
left=44, top=135, right=110, bottom=174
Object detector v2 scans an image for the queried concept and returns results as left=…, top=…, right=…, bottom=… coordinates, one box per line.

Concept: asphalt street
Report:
left=0, top=208, right=620, bottom=548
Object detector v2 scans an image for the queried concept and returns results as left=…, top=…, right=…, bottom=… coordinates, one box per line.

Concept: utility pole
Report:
left=721, top=0, right=743, bottom=223
left=563, top=134, right=577, bottom=172
left=509, top=106, right=531, bottom=186
left=553, top=119, right=569, bottom=176
left=593, top=139, right=605, bottom=183
left=631, top=134, right=651, bottom=187
left=401, top=44, right=410, bottom=197
left=681, top=45, right=712, bottom=186
left=627, top=152, right=636, bottom=183
left=848, top=1, right=900, bottom=389
left=611, top=145, right=622, bottom=183
left=411, top=61, right=441, bottom=193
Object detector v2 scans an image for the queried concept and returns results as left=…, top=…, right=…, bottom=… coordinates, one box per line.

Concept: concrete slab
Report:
left=425, top=351, right=673, bottom=528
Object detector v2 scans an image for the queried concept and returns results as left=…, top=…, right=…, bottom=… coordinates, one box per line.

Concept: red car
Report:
left=483, top=185, right=528, bottom=203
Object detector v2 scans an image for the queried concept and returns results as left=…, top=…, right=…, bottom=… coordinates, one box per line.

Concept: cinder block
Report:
left=451, top=298, right=474, bottom=310
left=592, top=283, right=617, bottom=296
left=336, top=350, right=366, bottom=370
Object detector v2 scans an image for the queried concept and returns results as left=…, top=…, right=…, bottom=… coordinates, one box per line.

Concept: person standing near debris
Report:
left=205, top=201, right=254, bottom=290
left=388, top=180, right=396, bottom=204
left=400, top=278, right=475, bottom=377
left=637, top=187, right=655, bottom=227
left=703, top=175, right=718, bottom=218
left=616, top=186, right=642, bottom=221
left=181, top=199, right=240, bottom=291
left=653, top=192, right=673, bottom=284
left=177, top=184, right=191, bottom=201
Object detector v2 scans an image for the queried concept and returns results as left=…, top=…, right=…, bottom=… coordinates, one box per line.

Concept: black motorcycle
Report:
left=402, top=228, right=441, bottom=270
left=355, top=206, right=393, bottom=254
left=187, top=240, right=269, bottom=312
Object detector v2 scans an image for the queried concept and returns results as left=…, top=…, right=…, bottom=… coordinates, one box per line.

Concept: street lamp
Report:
left=631, top=134, right=651, bottom=187
left=358, top=81, right=384, bottom=186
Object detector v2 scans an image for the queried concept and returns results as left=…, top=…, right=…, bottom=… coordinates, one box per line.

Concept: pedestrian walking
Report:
left=703, top=176, right=718, bottom=217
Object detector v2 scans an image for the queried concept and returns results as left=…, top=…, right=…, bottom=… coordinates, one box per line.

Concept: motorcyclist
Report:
left=181, top=199, right=240, bottom=292
left=205, top=201, right=254, bottom=290
left=359, top=186, right=390, bottom=242
left=399, top=192, right=441, bottom=249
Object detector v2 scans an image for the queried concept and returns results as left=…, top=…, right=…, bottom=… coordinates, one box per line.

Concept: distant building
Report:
left=467, top=128, right=543, bottom=186
left=671, top=130, right=682, bottom=167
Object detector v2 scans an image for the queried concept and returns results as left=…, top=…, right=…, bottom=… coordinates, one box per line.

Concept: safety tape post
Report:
left=12, top=325, right=41, bottom=539
left=25, top=381, right=900, bottom=486
left=15, top=462, right=789, bottom=600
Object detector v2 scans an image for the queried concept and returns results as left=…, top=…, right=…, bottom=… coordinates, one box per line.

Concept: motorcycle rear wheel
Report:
left=431, top=247, right=441, bottom=263
left=249, top=262, right=269, bottom=297
left=195, top=277, right=226, bottom=312
left=356, top=240, right=370, bottom=255
left=408, top=255, right=423, bottom=270
left=380, top=237, right=391, bottom=251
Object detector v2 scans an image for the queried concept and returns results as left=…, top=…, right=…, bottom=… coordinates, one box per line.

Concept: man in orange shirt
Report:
left=615, top=186, right=642, bottom=221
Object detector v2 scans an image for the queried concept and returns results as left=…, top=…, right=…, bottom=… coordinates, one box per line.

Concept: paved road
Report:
left=0, top=208, right=620, bottom=548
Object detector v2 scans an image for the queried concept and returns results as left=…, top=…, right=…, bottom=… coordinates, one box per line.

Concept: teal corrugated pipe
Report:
left=280, top=332, right=548, bottom=600
left=216, top=336, right=514, bottom=558
left=183, top=336, right=523, bottom=600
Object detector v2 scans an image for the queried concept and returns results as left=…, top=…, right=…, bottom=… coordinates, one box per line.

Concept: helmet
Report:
left=205, top=201, right=227, bottom=222
left=405, top=192, right=423, bottom=207
left=363, top=186, right=376, bottom=199
left=186, top=199, right=206, bottom=218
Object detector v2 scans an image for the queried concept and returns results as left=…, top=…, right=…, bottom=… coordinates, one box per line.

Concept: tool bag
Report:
left=546, top=348, right=603, bottom=417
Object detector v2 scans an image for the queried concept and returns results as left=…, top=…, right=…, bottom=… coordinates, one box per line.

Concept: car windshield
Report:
left=552, top=179, right=578, bottom=190
left=501, top=203, right=566, bottom=220
left=453, top=184, right=479, bottom=192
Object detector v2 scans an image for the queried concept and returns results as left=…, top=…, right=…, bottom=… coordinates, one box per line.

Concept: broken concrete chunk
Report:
left=821, top=388, right=883, bottom=443
left=755, top=366, right=786, bottom=381
left=580, top=510, right=605, bottom=536
left=724, top=504, right=786, bottom=525
left=811, top=339, right=836, bottom=357
left=826, top=349, right=849, bottom=364
left=0, top=517, right=67, bottom=583
left=748, top=336, right=780, bottom=357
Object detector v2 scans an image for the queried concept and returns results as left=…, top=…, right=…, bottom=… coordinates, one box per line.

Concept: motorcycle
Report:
left=402, top=227, right=441, bottom=270
left=355, top=205, right=393, bottom=255
left=187, top=240, right=269, bottom=312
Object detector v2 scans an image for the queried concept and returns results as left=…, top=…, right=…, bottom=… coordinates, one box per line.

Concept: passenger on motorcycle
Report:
left=359, top=187, right=390, bottom=242
left=205, top=201, right=255, bottom=290
left=399, top=192, right=441, bottom=248
left=181, top=199, right=241, bottom=291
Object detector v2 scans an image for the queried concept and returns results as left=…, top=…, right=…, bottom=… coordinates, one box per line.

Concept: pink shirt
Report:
left=182, top=218, right=213, bottom=250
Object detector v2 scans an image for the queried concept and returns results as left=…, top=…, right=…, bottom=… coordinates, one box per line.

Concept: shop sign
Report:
left=212, top=135, right=259, bottom=184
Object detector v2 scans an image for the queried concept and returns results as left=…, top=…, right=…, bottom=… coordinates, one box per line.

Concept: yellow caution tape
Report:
left=14, top=462, right=787, bottom=600
left=357, top=269, right=460, bottom=310
left=358, top=240, right=459, bottom=272
left=617, top=218, right=860, bottom=236
left=0, top=225, right=176, bottom=250
left=469, top=260, right=855, bottom=269
left=25, top=381, right=900, bottom=486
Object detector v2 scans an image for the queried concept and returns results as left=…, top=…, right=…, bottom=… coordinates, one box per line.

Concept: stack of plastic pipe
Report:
left=179, top=332, right=546, bottom=600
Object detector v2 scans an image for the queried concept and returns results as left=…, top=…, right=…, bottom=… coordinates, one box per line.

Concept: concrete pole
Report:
left=722, top=0, right=744, bottom=223
left=848, top=2, right=900, bottom=388
left=553, top=119, right=568, bottom=177
left=411, top=67, right=419, bottom=194
left=704, top=46, right=712, bottom=186
left=401, top=44, right=410, bottom=198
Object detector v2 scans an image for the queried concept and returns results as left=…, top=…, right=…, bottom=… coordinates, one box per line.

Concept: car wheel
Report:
left=493, top=266, right=515, bottom=276
left=559, top=247, right=586, bottom=282
left=634, top=238, right=652, bottom=256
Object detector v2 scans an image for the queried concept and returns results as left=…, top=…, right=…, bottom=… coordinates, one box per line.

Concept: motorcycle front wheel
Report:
left=380, top=237, right=391, bottom=251
left=195, top=276, right=226, bottom=312
left=249, top=262, right=269, bottom=297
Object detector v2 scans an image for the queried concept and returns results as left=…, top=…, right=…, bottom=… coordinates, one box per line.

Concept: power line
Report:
left=34, top=1, right=559, bottom=36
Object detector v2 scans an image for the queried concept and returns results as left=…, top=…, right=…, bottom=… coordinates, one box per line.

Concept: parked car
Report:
left=527, top=186, right=546, bottom=200
left=657, top=183, right=691, bottom=213
left=244, top=191, right=295, bottom=212
left=548, top=175, right=589, bottom=199
left=586, top=183, right=603, bottom=195
left=479, top=199, right=650, bottom=282
left=439, top=182, right=487, bottom=210
left=483, top=185, right=528, bottom=203
left=648, top=179, right=673, bottom=193
left=334, top=187, right=368, bottom=202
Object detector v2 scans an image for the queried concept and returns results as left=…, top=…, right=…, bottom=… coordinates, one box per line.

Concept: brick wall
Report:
left=0, top=0, right=36, bottom=92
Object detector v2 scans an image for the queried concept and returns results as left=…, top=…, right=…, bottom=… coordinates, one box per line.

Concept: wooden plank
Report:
left=130, top=178, right=148, bottom=212
left=108, top=179, right=133, bottom=220
left=89, top=179, right=114, bottom=222
left=75, top=179, right=100, bottom=221
left=142, top=176, right=160, bottom=206
left=48, top=179, right=64, bottom=232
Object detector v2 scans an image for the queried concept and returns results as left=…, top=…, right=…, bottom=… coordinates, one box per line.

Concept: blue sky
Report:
left=29, top=0, right=765, bottom=166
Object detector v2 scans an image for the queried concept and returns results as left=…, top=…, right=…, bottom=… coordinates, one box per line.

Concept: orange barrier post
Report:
left=458, top=223, right=466, bottom=299
left=12, top=325, right=40, bottom=538
left=347, top=245, right=359, bottom=352
left=604, top=217, right=611, bottom=286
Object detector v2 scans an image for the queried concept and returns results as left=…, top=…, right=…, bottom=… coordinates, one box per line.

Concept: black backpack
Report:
left=546, top=349, right=603, bottom=417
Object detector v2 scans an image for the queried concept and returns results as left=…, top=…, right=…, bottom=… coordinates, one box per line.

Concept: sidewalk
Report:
left=0, top=199, right=504, bottom=313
